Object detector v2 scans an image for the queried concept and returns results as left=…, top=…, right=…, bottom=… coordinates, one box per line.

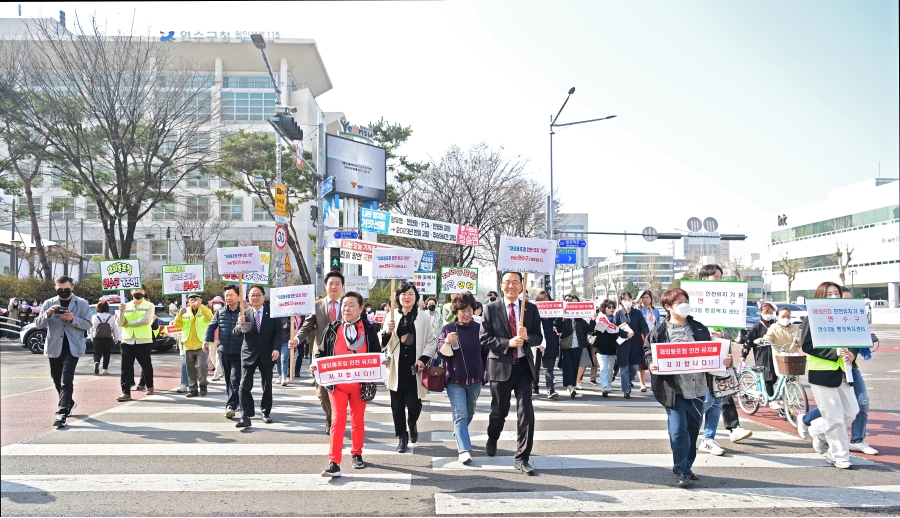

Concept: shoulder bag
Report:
left=421, top=345, right=447, bottom=393
left=707, top=367, right=740, bottom=399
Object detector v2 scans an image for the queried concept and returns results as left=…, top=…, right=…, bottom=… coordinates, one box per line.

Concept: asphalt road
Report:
left=1, top=331, right=899, bottom=517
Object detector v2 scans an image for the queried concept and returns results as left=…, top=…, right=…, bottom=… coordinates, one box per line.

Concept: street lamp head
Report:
left=605, top=115, right=617, bottom=120
left=567, top=87, right=576, bottom=95
left=250, top=33, right=266, bottom=49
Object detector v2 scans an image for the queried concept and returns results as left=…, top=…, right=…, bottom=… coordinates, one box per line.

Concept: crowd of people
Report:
left=33, top=262, right=877, bottom=485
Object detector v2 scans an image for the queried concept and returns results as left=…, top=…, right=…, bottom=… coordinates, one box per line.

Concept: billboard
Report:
left=325, top=133, right=387, bottom=203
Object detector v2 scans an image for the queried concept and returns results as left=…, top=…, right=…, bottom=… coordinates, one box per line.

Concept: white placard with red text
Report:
left=498, top=236, right=557, bottom=275
left=269, top=285, right=315, bottom=318
left=409, top=272, right=437, bottom=295
left=372, top=247, right=417, bottom=280
left=595, top=316, right=619, bottom=333
left=535, top=301, right=565, bottom=318
left=314, top=353, right=386, bottom=385
left=216, top=246, right=261, bottom=276
left=374, top=311, right=386, bottom=324
left=650, top=340, right=729, bottom=374
left=807, top=298, right=872, bottom=348
left=564, top=301, right=596, bottom=319
left=681, top=280, right=748, bottom=329
left=345, top=276, right=371, bottom=298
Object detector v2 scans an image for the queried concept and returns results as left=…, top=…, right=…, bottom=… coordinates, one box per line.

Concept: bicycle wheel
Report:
left=737, top=371, right=760, bottom=415
left=781, top=379, right=809, bottom=428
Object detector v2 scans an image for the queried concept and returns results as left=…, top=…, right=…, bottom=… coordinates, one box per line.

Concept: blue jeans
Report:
left=665, top=394, right=704, bottom=474
left=277, top=344, right=292, bottom=376
left=598, top=354, right=616, bottom=388
left=803, top=366, right=869, bottom=443
left=702, top=391, right=723, bottom=440
left=446, top=380, right=482, bottom=453
left=180, top=355, right=188, bottom=386
left=620, top=364, right=639, bottom=394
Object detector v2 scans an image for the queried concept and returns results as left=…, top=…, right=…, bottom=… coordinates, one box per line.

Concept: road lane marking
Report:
left=1, top=474, right=411, bottom=492
left=2, top=442, right=413, bottom=456
left=431, top=430, right=800, bottom=442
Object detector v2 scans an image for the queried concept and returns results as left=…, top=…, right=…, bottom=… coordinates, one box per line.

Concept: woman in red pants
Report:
left=311, top=291, right=382, bottom=477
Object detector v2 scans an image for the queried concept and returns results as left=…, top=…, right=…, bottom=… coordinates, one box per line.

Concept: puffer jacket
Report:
left=204, top=304, right=244, bottom=355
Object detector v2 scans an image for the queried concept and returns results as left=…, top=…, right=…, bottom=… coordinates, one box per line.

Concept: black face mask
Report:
left=428, top=304, right=436, bottom=311
left=57, top=288, right=72, bottom=299
left=489, top=297, right=496, bottom=302
left=132, top=293, right=144, bottom=300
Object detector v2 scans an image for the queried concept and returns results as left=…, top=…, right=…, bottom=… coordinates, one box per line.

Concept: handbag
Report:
left=359, top=382, right=377, bottom=402
left=559, top=333, right=573, bottom=350
left=421, top=349, right=446, bottom=393
left=707, top=367, right=740, bottom=400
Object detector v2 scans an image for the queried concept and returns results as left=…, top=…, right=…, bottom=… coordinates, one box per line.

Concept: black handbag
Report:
left=359, top=382, right=377, bottom=402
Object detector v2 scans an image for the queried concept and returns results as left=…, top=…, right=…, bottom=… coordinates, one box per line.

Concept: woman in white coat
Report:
left=380, top=282, right=437, bottom=453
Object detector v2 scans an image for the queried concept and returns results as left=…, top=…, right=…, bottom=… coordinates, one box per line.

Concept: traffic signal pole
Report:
left=315, top=121, right=326, bottom=296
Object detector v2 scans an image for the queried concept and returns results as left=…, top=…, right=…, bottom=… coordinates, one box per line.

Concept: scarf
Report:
left=342, top=318, right=366, bottom=352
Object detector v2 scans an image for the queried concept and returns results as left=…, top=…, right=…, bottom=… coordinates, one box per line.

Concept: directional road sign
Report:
left=322, top=176, right=334, bottom=197
left=334, top=231, right=359, bottom=240
left=556, top=252, right=577, bottom=265
left=558, top=239, right=586, bottom=248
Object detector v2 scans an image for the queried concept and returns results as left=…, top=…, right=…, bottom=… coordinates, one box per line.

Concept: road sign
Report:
left=558, top=239, right=586, bottom=248
left=275, top=215, right=287, bottom=224
left=642, top=227, right=658, bottom=242
left=284, top=253, right=292, bottom=272
left=557, top=247, right=577, bottom=254
left=322, top=176, right=334, bottom=197
left=274, top=225, right=288, bottom=250
left=275, top=184, right=287, bottom=217
left=556, top=253, right=577, bottom=265
left=334, top=231, right=359, bottom=240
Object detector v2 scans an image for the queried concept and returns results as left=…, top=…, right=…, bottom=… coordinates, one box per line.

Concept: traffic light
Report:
left=329, top=247, right=341, bottom=271
left=543, top=275, right=551, bottom=292
left=268, top=114, right=303, bottom=142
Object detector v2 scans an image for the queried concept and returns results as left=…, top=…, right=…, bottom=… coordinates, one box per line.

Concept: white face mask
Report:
left=213, top=304, right=222, bottom=311
left=778, top=318, right=791, bottom=327
left=761, top=313, right=775, bottom=321
left=623, top=301, right=633, bottom=309
left=827, top=294, right=840, bottom=299
left=673, top=303, right=691, bottom=317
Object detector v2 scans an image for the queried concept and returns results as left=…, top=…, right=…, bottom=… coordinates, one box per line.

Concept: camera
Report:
left=55, top=307, right=70, bottom=315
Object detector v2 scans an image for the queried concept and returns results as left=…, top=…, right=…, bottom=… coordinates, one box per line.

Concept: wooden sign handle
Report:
left=238, top=273, right=247, bottom=311
left=520, top=273, right=529, bottom=325
left=390, top=279, right=396, bottom=323
left=289, top=316, right=296, bottom=381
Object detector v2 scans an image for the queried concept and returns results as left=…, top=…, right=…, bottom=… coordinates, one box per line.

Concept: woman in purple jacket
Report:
left=438, top=291, right=484, bottom=465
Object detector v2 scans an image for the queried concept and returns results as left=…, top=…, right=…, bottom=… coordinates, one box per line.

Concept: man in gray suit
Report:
left=480, top=271, right=543, bottom=475
left=34, top=275, right=92, bottom=428
left=289, top=270, right=344, bottom=434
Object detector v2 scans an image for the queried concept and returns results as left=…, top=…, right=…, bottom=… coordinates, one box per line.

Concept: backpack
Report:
left=95, top=314, right=113, bottom=339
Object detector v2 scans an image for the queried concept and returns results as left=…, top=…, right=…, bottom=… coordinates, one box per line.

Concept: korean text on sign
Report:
left=314, top=353, right=386, bottom=385
left=498, top=236, right=557, bottom=275
left=807, top=298, right=873, bottom=348
left=270, top=285, right=315, bottom=318
left=650, top=341, right=727, bottom=374
left=161, top=264, right=205, bottom=295
left=440, top=266, right=478, bottom=295
left=680, top=280, right=748, bottom=329
left=564, top=301, right=596, bottom=319
left=409, top=272, right=437, bottom=295
left=535, top=301, right=564, bottom=318
left=221, top=251, right=271, bottom=286
left=372, top=247, right=417, bottom=280
left=216, top=246, right=261, bottom=276
left=100, top=259, right=142, bottom=293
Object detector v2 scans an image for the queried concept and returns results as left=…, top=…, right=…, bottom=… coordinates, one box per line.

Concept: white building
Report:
left=767, top=178, right=899, bottom=306
left=0, top=19, right=359, bottom=283
left=557, top=213, right=589, bottom=268
left=587, top=252, right=675, bottom=300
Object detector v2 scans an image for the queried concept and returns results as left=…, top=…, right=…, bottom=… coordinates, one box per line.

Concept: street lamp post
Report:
left=548, top=87, right=616, bottom=298
left=850, top=269, right=857, bottom=298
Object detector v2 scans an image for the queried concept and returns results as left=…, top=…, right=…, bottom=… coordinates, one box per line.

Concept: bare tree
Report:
left=830, top=241, right=854, bottom=286
left=725, top=253, right=747, bottom=281
left=6, top=15, right=220, bottom=259
left=639, top=256, right=661, bottom=295
left=778, top=252, right=801, bottom=303
left=172, top=208, right=234, bottom=265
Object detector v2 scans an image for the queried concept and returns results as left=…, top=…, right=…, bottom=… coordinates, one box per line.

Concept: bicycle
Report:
left=736, top=341, right=809, bottom=428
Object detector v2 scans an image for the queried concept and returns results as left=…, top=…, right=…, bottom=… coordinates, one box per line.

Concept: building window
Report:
left=187, top=133, right=210, bottom=154
left=220, top=197, right=243, bottom=221
left=185, top=197, right=209, bottom=219
left=771, top=204, right=900, bottom=244
left=218, top=240, right=239, bottom=248
left=153, top=202, right=176, bottom=220
left=183, top=239, right=205, bottom=260
left=251, top=240, right=270, bottom=250
left=50, top=197, right=75, bottom=219
left=750, top=275, right=763, bottom=281
left=84, top=200, right=100, bottom=220
left=150, top=240, right=169, bottom=261
left=18, top=196, right=41, bottom=218
left=220, top=91, right=277, bottom=121
left=82, top=240, right=103, bottom=256
left=222, top=76, right=274, bottom=89
left=185, top=171, right=209, bottom=188
left=252, top=196, right=274, bottom=221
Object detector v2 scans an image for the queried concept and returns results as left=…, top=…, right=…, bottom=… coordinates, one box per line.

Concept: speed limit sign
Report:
left=274, top=225, right=288, bottom=250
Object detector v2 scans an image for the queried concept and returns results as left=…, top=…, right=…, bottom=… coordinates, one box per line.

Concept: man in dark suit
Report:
left=480, top=271, right=544, bottom=475
left=233, top=285, right=283, bottom=428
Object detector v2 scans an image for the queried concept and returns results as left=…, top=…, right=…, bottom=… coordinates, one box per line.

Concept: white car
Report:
left=777, top=303, right=808, bottom=326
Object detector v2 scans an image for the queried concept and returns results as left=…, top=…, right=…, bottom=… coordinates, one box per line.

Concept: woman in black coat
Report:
left=741, top=302, right=777, bottom=395
left=612, top=291, right=650, bottom=399
left=534, top=291, right=562, bottom=399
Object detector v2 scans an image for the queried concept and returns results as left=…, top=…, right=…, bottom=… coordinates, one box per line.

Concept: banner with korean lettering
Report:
left=270, top=285, right=315, bottom=318
left=409, top=272, right=437, bottom=295
left=497, top=236, right=557, bottom=275
left=216, top=246, right=261, bottom=276
left=535, top=301, right=564, bottom=318
left=345, top=276, right=371, bottom=298
left=439, top=267, right=478, bottom=295
left=651, top=341, right=729, bottom=374
left=162, top=264, right=205, bottom=296
left=314, top=353, right=386, bottom=385
left=681, top=280, right=748, bottom=329
left=564, top=301, right=596, bottom=319
left=359, top=208, right=480, bottom=247
left=100, top=259, right=142, bottom=292
left=221, top=250, right=271, bottom=286
left=372, top=247, right=417, bottom=280
left=807, top=298, right=872, bottom=348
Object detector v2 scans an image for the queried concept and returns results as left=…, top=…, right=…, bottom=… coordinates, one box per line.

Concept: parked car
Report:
left=745, top=305, right=761, bottom=331
left=18, top=304, right=176, bottom=355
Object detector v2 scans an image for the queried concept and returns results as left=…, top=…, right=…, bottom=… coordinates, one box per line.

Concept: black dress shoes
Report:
left=235, top=417, right=251, bottom=428
left=514, top=460, right=535, bottom=475
left=676, top=473, right=690, bottom=487
left=486, top=439, right=497, bottom=457
left=397, top=433, right=409, bottom=453
left=409, top=424, right=418, bottom=443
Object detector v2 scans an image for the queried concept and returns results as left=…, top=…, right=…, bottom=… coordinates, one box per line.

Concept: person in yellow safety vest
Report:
left=175, top=293, right=213, bottom=397
left=115, top=286, right=157, bottom=402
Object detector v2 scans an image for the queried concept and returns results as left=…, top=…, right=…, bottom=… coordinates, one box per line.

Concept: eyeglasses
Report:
left=249, top=293, right=264, bottom=298
left=501, top=281, right=522, bottom=286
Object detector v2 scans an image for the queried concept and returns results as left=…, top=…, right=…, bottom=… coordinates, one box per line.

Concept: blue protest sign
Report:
left=417, top=251, right=436, bottom=272
left=360, top=208, right=390, bottom=234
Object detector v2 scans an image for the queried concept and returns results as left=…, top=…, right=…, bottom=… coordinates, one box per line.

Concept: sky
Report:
left=4, top=0, right=898, bottom=261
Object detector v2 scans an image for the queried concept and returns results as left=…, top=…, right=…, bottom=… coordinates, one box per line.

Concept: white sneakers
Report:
left=849, top=441, right=879, bottom=455
left=811, top=433, right=829, bottom=455
left=768, top=401, right=780, bottom=410
left=698, top=438, right=725, bottom=456
left=729, top=427, right=753, bottom=442
left=458, top=451, right=472, bottom=464
left=281, top=378, right=289, bottom=387
left=825, top=454, right=852, bottom=469
left=797, top=420, right=809, bottom=440
left=176, top=384, right=188, bottom=393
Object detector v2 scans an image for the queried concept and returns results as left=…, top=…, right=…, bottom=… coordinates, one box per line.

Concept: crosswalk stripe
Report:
left=2, top=443, right=413, bottom=456
left=431, top=453, right=877, bottom=470
left=1, top=474, right=412, bottom=492
left=426, top=399, right=661, bottom=408
left=103, top=405, right=396, bottom=414
left=430, top=430, right=799, bottom=442
left=143, top=394, right=394, bottom=402
left=434, top=485, right=900, bottom=514
left=431, top=412, right=668, bottom=422
left=56, top=420, right=397, bottom=433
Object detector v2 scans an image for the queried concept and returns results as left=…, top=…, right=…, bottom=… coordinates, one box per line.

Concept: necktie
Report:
left=255, top=309, right=261, bottom=332
left=328, top=301, right=337, bottom=322
left=509, top=303, right=519, bottom=359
